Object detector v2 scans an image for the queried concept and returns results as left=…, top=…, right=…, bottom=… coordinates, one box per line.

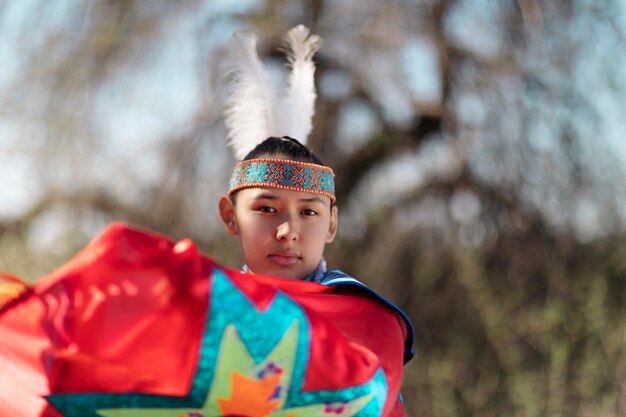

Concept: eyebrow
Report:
left=253, top=193, right=279, bottom=200
left=299, top=196, right=326, bottom=204
left=254, top=193, right=326, bottom=204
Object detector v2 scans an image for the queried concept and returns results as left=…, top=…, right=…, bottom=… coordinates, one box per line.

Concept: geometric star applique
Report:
left=46, top=269, right=388, bottom=417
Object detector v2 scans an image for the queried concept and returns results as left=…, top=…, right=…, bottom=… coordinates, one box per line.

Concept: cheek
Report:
left=236, top=215, right=273, bottom=239
left=304, top=221, right=332, bottom=245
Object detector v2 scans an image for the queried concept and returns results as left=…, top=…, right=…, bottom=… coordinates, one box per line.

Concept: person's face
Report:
left=219, top=187, right=338, bottom=280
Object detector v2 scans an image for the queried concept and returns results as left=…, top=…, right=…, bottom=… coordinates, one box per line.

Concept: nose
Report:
left=276, top=219, right=298, bottom=241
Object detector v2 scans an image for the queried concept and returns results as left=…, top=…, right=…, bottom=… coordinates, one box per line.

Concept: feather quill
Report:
left=222, top=31, right=278, bottom=160
left=279, top=25, right=322, bottom=146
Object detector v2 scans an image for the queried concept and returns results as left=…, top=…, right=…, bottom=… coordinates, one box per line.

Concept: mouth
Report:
left=267, top=251, right=301, bottom=267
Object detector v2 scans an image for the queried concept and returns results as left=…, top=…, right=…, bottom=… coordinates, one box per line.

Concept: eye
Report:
left=257, top=206, right=276, bottom=214
left=301, top=208, right=318, bottom=216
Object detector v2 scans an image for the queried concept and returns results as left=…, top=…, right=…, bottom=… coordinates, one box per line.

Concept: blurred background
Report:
left=2, top=0, right=626, bottom=415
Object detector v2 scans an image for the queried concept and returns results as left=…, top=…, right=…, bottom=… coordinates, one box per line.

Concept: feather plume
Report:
left=221, top=26, right=322, bottom=159
left=278, top=25, right=322, bottom=146
left=222, top=31, right=279, bottom=160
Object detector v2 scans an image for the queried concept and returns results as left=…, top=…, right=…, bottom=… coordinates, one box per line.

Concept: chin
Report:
left=273, top=271, right=305, bottom=280
left=246, top=265, right=299, bottom=280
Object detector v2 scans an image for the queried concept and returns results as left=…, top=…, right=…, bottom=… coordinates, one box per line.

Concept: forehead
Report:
left=237, top=187, right=331, bottom=205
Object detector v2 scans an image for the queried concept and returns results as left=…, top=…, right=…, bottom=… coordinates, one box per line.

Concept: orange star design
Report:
left=218, top=371, right=293, bottom=417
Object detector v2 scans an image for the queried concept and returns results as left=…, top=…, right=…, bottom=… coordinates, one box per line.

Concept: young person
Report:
left=217, top=25, right=415, bottom=414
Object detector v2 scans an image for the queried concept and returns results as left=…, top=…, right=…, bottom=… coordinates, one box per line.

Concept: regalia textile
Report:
left=0, top=273, right=31, bottom=309
left=229, top=158, right=336, bottom=202
left=0, top=223, right=411, bottom=417
left=316, top=271, right=415, bottom=366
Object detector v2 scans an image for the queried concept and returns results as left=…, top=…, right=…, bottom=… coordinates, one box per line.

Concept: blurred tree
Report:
left=2, top=0, right=626, bottom=416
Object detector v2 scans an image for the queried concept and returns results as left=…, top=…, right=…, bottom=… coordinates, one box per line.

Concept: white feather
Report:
left=221, top=26, right=322, bottom=159
left=222, top=31, right=279, bottom=160
left=279, top=25, right=322, bottom=146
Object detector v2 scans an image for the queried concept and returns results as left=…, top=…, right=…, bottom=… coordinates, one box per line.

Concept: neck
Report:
left=241, top=258, right=327, bottom=282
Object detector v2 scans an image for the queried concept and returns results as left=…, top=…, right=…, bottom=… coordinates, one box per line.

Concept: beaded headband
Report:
left=229, top=158, right=336, bottom=202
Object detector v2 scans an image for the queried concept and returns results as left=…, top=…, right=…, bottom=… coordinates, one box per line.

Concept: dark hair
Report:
left=243, top=136, right=326, bottom=165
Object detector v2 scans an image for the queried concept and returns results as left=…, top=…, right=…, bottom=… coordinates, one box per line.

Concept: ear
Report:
left=218, top=195, right=239, bottom=236
left=326, top=205, right=338, bottom=243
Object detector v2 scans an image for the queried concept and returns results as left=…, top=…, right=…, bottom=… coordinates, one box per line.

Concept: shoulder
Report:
left=320, top=269, right=415, bottom=365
